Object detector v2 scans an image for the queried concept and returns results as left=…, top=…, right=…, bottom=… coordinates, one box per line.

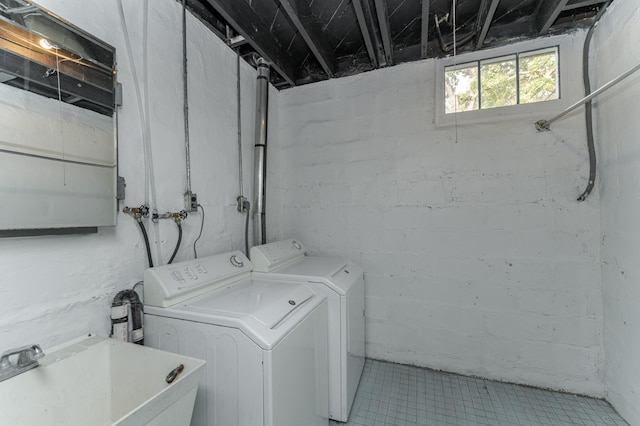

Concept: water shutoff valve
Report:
left=123, top=205, right=150, bottom=220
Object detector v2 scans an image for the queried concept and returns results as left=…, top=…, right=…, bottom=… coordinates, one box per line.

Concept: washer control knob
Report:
left=230, top=255, right=244, bottom=267
left=292, top=240, right=302, bottom=250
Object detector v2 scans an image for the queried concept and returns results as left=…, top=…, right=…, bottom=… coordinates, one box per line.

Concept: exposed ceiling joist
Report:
left=204, top=0, right=298, bottom=85
left=564, top=0, right=606, bottom=10
left=188, top=0, right=615, bottom=89
left=352, top=0, right=379, bottom=67
left=373, top=0, right=393, bottom=66
left=535, top=0, right=570, bottom=35
left=420, top=0, right=430, bottom=59
left=475, top=0, right=501, bottom=48
left=276, top=0, right=337, bottom=77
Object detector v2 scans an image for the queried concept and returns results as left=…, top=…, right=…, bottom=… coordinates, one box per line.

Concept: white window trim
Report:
left=435, top=33, right=582, bottom=127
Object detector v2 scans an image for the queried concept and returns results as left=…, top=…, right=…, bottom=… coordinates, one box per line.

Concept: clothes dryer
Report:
left=250, top=239, right=365, bottom=422
left=143, top=251, right=329, bottom=426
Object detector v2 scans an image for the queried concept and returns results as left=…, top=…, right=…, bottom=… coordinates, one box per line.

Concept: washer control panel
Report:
left=250, top=239, right=306, bottom=272
left=168, top=263, right=208, bottom=284
left=144, top=250, right=252, bottom=307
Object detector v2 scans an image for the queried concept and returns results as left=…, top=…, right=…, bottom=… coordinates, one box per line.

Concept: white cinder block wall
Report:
left=593, top=0, right=640, bottom=423
left=0, top=0, right=259, bottom=350
left=274, top=32, right=605, bottom=396
left=4, top=1, right=639, bottom=423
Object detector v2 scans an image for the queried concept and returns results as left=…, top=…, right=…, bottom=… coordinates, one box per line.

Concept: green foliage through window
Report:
left=519, top=51, right=558, bottom=104
left=445, top=47, right=558, bottom=114
left=445, top=64, right=478, bottom=114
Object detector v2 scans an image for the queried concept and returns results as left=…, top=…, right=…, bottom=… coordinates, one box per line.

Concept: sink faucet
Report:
left=0, top=344, right=45, bottom=382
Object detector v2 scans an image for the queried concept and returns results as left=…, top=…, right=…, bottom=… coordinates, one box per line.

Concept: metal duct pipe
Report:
left=253, top=58, right=270, bottom=245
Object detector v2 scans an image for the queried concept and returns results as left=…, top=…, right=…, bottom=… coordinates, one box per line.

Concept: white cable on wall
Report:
left=453, top=0, right=459, bottom=144
left=142, top=0, right=162, bottom=262
left=117, top=0, right=161, bottom=261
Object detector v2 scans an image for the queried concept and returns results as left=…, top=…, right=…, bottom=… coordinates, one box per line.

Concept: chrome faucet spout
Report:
left=0, top=344, right=45, bottom=382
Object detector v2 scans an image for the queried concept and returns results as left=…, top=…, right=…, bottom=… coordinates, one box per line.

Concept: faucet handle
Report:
left=17, top=345, right=44, bottom=367
left=1, top=344, right=44, bottom=369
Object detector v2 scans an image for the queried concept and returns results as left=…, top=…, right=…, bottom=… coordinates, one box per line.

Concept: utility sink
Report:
left=0, top=334, right=206, bottom=426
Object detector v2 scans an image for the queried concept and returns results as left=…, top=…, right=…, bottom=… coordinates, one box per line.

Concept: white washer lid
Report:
left=145, top=276, right=324, bottom=349
left=262, top=256, right=363, bottom=295
left=188, top=278, right=314, bottom=328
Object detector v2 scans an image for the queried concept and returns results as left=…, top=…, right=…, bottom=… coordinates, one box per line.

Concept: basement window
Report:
left=444, top=47, right=559, bottom=114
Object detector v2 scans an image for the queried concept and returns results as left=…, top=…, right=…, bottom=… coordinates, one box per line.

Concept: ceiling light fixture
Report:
left=39, top=38, right=57, bottom=50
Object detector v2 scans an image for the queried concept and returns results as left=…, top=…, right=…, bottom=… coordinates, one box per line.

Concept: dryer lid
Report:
left=188, top=278, right=314, bottom=328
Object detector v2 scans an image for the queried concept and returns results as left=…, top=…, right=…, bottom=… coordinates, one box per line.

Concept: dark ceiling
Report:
left=185, top=0, right=611, bottom=89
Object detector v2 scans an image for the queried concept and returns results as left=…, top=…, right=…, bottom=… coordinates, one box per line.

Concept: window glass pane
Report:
left=480, top=55, right=517, bottom=109
left=445, top=63, right=478, bottom=114
left=519, top=49, right=558, bottom=104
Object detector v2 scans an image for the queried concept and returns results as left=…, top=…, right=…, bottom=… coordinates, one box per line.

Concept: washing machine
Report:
left=143, top=250, right=329, bottom=426
left=250, top=239, right=365, bottom=422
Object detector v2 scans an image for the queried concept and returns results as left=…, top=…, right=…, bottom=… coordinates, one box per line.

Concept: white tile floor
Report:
left=332, top=359, right=628, bottom=426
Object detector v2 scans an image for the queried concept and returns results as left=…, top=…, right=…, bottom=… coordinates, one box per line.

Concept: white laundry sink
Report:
left=0, top=334, right=205, bottom=426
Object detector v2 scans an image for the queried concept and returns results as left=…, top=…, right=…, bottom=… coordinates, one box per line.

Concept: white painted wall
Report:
left=1, top=0, right=631, bottom=415
left=593, top=0, right=640, bottom=423
left=0, top=0, right=259, bottom=350
left=275, top=32, right=605, bottom=396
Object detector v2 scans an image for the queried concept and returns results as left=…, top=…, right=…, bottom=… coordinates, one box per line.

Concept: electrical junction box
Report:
left=184, top=192, right=198, bottom=212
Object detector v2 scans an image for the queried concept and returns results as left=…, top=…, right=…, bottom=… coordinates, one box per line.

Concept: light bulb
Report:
left=39, top=38, right=56, bottom=50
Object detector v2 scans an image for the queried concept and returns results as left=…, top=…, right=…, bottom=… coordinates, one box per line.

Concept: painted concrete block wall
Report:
left=592, top=0, right=640, bottom=423
left=0, top=0, right=258, bottom=350
left=275, top=32, right=604, bottom=395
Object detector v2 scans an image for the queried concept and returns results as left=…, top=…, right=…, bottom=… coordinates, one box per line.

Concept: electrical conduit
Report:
left=577, top=1, right=611, bottom=201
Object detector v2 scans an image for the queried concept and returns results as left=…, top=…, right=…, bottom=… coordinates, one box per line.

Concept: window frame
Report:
left=435, top=35, right=574, bottom=127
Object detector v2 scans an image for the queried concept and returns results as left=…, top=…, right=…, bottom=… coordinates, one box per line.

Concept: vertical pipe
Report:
left=182, top=0, right=192, bottom=194
left=237, top=52, right=243, bottom=199
left=253, top=58, right=270, bottom=245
